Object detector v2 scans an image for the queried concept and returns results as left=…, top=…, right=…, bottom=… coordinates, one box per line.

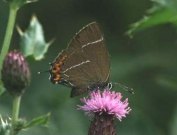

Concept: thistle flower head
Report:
left=79, top=89, right=131, bottom=121
left=1, top=50, right=30, bottom=96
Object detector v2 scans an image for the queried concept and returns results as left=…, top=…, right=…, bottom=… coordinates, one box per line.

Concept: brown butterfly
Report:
left=49, top=22, right=110, bottom=97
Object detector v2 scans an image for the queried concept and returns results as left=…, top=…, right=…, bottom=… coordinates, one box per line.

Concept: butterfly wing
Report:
left=61, top=22, right=110, bottom=96
left=81, top=22, right=110, bottom=83
left=50, top=22, right=110, bottom=97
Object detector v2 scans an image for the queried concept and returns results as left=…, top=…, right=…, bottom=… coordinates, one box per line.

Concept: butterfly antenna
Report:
left=38, top=70, right=50, bottom=74
left=114, top=82, right=134, bottom=94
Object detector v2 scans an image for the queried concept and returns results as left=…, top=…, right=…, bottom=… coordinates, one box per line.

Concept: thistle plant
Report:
left=1, top=50, right=30, bottom=135
left=79, top=89, right=131, bottom=135
left=0, top=0, right=36, bottom=76
left=0, top=0, right=51, bottom=135
left=0, top=0, right=132, bottom=134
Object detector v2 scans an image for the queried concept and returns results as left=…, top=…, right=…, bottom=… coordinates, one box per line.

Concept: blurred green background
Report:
left=1, top=0, right=177, bottom=135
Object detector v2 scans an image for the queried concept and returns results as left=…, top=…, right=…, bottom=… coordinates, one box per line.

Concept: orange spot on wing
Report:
left=50, top=54, right=68, bottom=83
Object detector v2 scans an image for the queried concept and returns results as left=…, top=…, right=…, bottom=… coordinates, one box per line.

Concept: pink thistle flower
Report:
left=79, top=89, right=131, bottom=121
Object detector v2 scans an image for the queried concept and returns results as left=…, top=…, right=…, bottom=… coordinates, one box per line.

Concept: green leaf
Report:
left=23, top=113, right=50, bottom=129
left=5, top=0, right=37, bottom=10
left=126, top=0, right=177, bottom=37
left=18, top=15, right=53, bottom=60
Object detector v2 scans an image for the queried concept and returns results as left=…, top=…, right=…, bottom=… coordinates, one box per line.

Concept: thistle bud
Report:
left=1, top=50, right=30, bottom=96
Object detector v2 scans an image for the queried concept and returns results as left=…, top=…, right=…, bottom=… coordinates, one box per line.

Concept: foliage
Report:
left=0, top=0, right=177, bottom=135
left=127, top=0, right=177, bottom=36
left=17, top=16, right=52, bottom=60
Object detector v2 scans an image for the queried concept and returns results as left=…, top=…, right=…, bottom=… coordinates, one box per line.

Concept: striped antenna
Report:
left=114, top=82, right=134, bottom=94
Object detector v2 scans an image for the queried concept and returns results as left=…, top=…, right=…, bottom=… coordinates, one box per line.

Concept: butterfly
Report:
left=49, top=22, right=110, bottom=97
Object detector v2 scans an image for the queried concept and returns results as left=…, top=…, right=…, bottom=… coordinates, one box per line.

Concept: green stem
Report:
left=11, top=95, right=22, bottom=135
left=0, top=5, right=18, bottom=77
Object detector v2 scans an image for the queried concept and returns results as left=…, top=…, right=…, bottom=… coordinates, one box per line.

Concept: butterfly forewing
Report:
left=67, top=22, right=103, bottom=52
left=75, top=22, right=110, bottom=83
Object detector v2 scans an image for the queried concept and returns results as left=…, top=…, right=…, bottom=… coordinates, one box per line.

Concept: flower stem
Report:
left=10, top=95, right=22, bottom=135
left=88, top=113, right=116, bottom=135
left=0, top=4, right=18, bottom=78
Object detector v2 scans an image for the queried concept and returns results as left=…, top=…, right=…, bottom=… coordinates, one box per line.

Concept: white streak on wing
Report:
left=62, top=60, right=90, bottom=73
left=68, top=81, right=74, bottom=87
left=82, top=37, right=103, bottom=48
left=63, top=73, right=69, bottom=77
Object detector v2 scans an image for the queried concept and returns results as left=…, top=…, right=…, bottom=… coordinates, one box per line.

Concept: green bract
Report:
left=18, top=15, right=52, bottom=60
left=0, top=116, right=11, bottom=135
